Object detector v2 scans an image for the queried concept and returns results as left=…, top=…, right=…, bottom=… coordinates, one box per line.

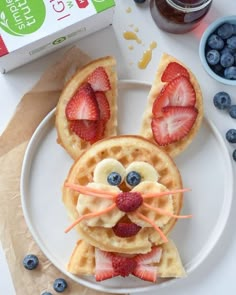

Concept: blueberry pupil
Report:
left=126, top=171, right=141, bottom=186
left=107, top=172, right=122, bottom=185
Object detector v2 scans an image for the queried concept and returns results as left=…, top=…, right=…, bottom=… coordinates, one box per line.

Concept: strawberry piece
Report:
left=132, top=264, right=158, bottom=282
left=87, top=67, right=111, bottom=92
left=151, top=106, right=198, bottom=146
left=70, top=120, right=98, bottom=142
left=95, top=249, right=115, bottom=281
left=112, top=222, right=141, bottom=237
left=135, top=247, right=162, bottom=265
left=116, top=192, right=143, bottom=213
left=89, top=119, right=106, bottom=143
left=95, top=91, right=110, bottom=121
left=112, top=256, right=137, bottom=277
left=65, top=83, right=99, bottom=120
left=152, top=76, right=196, bottom=117
left=161, top=62, right=190, bottom=82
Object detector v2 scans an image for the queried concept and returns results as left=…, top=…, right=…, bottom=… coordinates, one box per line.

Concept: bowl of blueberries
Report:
left=199, top=15, right=236, bottom=85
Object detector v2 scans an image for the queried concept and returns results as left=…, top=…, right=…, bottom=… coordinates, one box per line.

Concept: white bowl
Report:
left=199, top=15, right=236, bottom=86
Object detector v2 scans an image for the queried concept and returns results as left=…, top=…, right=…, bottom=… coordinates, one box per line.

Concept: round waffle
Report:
left=63, top=135, right=183, bottom=254
left=140, top=53, right=204, bottom=158
left=55, top=56, right=117, bottom=160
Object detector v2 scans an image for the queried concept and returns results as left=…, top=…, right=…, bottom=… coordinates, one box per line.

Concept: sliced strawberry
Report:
left=161, top=62, right=190, bottom=82
left=112, top=256, right=137, bottom=277
left=151, top=106, right=198, bottom=146
left=95, top=91, right=110, bottom=121
left=112, top=222, right=141, bottom=237
left=65, top=83, right=99, bottom=120
left=135, top=247, right=162, bottom=265
left=132, top=264, right=158, bottom=282
left=70, top=120, right=98, bottom=142
left=152, top=76, right=196, bottom=117
left=89, top=119, right=106, bottom=143
left=95, top=249, right=115, bottom=282
left=87, top=67, right=111, bottom=92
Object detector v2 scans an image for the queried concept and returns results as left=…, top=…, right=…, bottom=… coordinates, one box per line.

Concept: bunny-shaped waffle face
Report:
left=55, top=54, right=203, bottom=282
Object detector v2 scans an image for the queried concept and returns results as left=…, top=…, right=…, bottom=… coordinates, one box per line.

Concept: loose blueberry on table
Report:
left=23, top=254, right=39, bottom=270
left=213, top=91, right=231, bottom=110
left=53, top=278, right=68, bottom=293
left=226, top=129, right=236, bottom=143
left=233, top=149, right=236, bottom=161
left=228, top=105, right=236, bottom=119
left=205, top=22, right=236, bottom=80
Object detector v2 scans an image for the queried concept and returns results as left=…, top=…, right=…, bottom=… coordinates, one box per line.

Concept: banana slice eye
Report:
left=125, top=161, right=159, bottom=188
left=93, top=158, right=126, bottom=186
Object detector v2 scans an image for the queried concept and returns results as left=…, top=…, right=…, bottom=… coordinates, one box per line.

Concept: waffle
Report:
left=55, top=56, right=117, bottom=160
left=63, top=135, right=183, bottom=254
left=67, top=239, right=186, bottom=278
left=140, top=53, right=203, bottom=158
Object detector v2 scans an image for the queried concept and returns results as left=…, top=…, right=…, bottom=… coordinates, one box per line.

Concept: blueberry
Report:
left=213, top=91, right=231, bottom=110
left=53, top=278, right=67, bottom=293
left=207, top=34, right=224, bottom=50
left=228, top=105, right=236, bottom=119
left=226, top=129, right=236, bottom=143
left=220, top=52, right=234, bottom=68
left=206, top=49, right=220, bottom=65
left=233, top=149, right=236, bottom=162
left=126, top=171, right=141, bottom=186
left=107, top=172, right=122, bottom=186
left=221, top=46, right=235, bottom=55
left=224, top=66, right=236, bottom=80
left=212, top=63, right=224, bottom=76
left=23, top=254, right=39, bottom=270
left=217, top=23, right=234, bottom=39
left=41, top=292, right=53, bottom=295
left=233, top=24, right=236, bottom=34
left=227, top=36, right=236, bottom=50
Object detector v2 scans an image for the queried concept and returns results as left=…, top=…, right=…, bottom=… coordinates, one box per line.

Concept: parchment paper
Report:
left=0, top=47, right=124, bottom=295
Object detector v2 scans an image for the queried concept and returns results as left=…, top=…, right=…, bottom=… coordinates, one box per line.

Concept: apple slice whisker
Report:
left=143, top=202, right=192, bottom=219
left=64, top=182, right=117, bottom=199
left=64, top=203, right=117, bottom=233
left=143, top=188, right=191, bottom=199
left=135, top=212, right=168, bottom=243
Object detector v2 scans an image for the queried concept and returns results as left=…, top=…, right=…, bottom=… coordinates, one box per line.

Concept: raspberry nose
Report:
left=116, top=192, right=143, bottom=212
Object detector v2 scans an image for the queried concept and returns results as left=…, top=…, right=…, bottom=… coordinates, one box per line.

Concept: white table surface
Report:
left=0, top=1, right=236, bottom=294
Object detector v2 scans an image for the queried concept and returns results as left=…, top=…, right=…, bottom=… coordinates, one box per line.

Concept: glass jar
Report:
left=150, top=0, right=213, bottom=34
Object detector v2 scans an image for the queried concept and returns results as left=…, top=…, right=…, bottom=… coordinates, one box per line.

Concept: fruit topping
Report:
left=95, top=91, right=111, bottom=121
left=125, top=162, right=159, bottom=185
left=116, top=192, right=143, bottom=212
left=152, top=76, right=196, bottom=117
left=53, top=278, right=67, bottom=293
left=87, top=67, right=111, bottom=92
left=65, top=83, right=99, bottom=120
left=23, top=254, right=39, bottom=270
left=226, top=129, right=236, bottom=143
left=161, top=62, right=190, bottom=82
left=95, top=247, right=161, bottom=282
left=213, top=91, right=231, bottom=110
left=70, top=120, right=101, bottom=142
left=151, top=106, right=198, bottom=146
left=107, top=172, right=123, bottom=186
left=93, top=158, right=126, bottom=185
left=112, top=256, right=137, bottom=277
left=112, top=222, right=141, bottom=237
left=126, top=171, right=141, bottom=187
left=204, top=22, right=236, bottom=81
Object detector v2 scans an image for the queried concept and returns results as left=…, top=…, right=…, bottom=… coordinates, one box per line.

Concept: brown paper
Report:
left=0, top=47, right=124, bottom=295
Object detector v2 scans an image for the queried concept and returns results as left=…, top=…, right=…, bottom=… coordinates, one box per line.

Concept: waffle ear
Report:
left=140, top=53, right=203, bottom=158
left=55, top=56, right=117, bottom=160
left=67, top=239, right=186, bottom=279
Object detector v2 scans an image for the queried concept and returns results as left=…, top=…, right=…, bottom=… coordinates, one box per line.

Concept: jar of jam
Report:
left=150, top=0, right=213, bottom=34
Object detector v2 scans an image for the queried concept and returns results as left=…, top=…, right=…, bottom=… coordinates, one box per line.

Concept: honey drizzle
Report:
left=138, top=41, right=157, bottom=69
left=123, top=31, right=142, bottom=44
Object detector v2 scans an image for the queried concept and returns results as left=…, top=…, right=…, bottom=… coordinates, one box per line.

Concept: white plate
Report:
left=21, top=80, right=234, bottom=294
